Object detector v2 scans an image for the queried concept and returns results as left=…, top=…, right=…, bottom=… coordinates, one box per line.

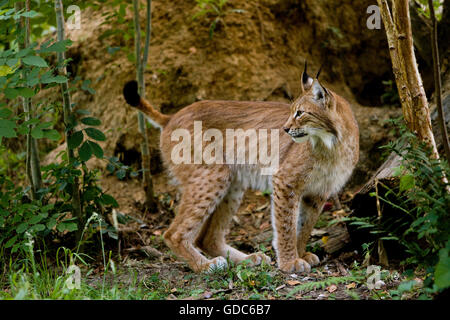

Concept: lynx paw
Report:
left=244, top=252, right=271, bottom=266
left=204, top=256, right=228, bottom=273
left=279, top=258, right=311, bottom=273
left=301, top=252, right=320, bottom=267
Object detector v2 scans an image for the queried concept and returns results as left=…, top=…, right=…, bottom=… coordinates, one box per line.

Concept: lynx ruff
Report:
left=122, top=63, right=359, bottom=273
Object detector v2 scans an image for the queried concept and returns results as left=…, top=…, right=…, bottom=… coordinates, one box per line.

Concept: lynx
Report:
left=122, top=63, right=359, bottom=273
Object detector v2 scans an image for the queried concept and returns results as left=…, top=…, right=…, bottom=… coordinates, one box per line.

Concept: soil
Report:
left=44, top=0, right=402, bottom=187
left=39, top=0, right=412, bottom=299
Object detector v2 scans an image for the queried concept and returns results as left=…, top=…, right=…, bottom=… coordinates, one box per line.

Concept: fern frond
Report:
left=286, top=276, right=362, bottom=298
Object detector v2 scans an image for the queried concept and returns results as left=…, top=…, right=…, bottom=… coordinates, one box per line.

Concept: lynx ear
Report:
left=301, top=61, right=314, bottom=92
left=311, top=79, right=330, bottom=107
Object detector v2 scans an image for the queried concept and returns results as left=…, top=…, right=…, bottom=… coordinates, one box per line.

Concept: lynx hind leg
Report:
left=296, top=195, right=326, bottom=267
left=199, top=181, right=271, bottom=267
left=163, top=167, right=232, bottom=273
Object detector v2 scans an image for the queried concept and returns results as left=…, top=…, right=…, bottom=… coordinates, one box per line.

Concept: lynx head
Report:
left=283, top=62, right=339, bottom=149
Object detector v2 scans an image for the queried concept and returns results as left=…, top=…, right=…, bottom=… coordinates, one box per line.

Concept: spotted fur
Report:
left=122, top=65, right=359, bottom=273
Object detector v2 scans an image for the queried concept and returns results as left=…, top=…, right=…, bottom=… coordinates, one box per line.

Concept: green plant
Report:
left=0, top=0, right=131, bottom=259
left=381, top=80, right=400, bottom=105
left=193, top=0, right=243, bottom=39
left=415, top=0, right=443, bottom=20
left=338, top=120, right=449, bottom=295
left=286, top=275, right=362, bottom=298
left=232, top=259, right=275, bottom=290
left=387, top=279, right=427, bottom=300
left=132, top=0, right=157, bottom=210
left=383, top=123, right=449, bottom=291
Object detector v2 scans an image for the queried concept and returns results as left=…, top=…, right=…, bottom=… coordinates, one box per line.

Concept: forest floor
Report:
left=68, top=174, right=416, bottom=301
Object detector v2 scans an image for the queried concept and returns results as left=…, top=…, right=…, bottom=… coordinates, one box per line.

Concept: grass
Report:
left=0, top=246, right=421, bottom=300
left=0, top=216, right=425, bottom=300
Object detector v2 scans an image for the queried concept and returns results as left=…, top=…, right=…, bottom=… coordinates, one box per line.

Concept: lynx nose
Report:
left=283, top=127, right=290, bottom=133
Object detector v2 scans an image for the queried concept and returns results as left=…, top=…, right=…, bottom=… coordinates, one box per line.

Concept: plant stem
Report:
left=428, top=0, right=450, bottom=164
left=54, top=0, right=83, bottom=231
left=15, top=1, right=43, bottom=199
left=133, top=0, right=157, bottom=210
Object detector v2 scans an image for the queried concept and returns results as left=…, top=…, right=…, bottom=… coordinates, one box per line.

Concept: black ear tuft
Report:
left=316, top=63, right=323, bottom=79
left=123, top=80, right=141, bottom=107
left=302, top=60, right=309, bottom=84
left=301, top=60, right=314, bottom=92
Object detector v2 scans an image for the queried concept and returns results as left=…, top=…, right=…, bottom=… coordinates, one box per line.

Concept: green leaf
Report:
left=84, top=127, right=106, bottom=141
left=51, top=75, right=67, bottom=83
left=101, top=194, right=118, bottom=207
left=3, top=88, right=18, bottom=99
left=0, top=65, right=14, bottom=76
left=81, top=79, right=96, bottom=94
left=435, top=249, right=450, bottom=290
left=36, top=122, right=52, bottom=130
left=400, top=174, right=415, bottom=192
left=27, top=68, right=40, bottom=86
left=17, top=87, right=35, bottom=98
left=57, top=222, right=78, bottom=233
left=107, top=46, right=120, bottom=55
left=16, top=222, right=28, bottom=233
left=88, top=140, right=103, bottom=159
left=47, top=219, right=57, bottom=230
left=31, top=127, right=44, bottom=139
left=81, top=117, right=101, bottom=126
left=56, top=223, right=65, bottom=233
left=16, top=47, right=32, bottom=58
left=41, top=72, right=67, bottom=84
left=75, top=109, right=90, bottom=115
left=79, top=140, right=93, bottom=162
left=116, top=168, right=126, bottom=180
left=22, top=55, right=48, bottom=68
left=397, top=280, right=417, bottom=293
left=0, top=119, right=15, bottom=129
left=30, top=224, right=45, bottom=232
left=4, top=235, right=17, bottom=248
left=22, top=118, right=39, bottom=126
left=38, top=39, right=72, bottom=53
left=42, top=75, right=67, bottom=84
left=0, top=108, right=12, bottom=118
left=67, top=130, right=84, bottom=149
left=6, top=58, right=18, bottom=67
left=65, top=223, right=78, bottom=232
left=106, top=163, right=115, bottom=173
left=28, top=214, right=44, bottom=225
left=43, top=129, right=61, bottom=141
left=20, top=10, right=38, bottom=18
left=0, top=126, right=16, bottom=138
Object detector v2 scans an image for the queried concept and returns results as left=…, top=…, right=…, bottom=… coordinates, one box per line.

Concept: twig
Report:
left=133, top=0, right=157, bottom=210
left=375, top=179, right=389, bottom=266
left=54, top=0, right=83, bottom=232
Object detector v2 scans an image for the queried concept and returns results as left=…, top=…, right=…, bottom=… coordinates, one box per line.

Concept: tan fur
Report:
left=126, top=73, right=359, bottom=273
left=134, top=97, right=171, bottom=128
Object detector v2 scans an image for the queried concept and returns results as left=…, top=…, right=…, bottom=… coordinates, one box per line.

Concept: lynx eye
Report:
left=295, top=110, right=304, bottom=119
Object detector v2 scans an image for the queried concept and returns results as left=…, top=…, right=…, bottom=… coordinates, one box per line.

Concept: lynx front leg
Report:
left=296, top=195, right=326, bottom=267
left=271, top=175, right=311, bottom=273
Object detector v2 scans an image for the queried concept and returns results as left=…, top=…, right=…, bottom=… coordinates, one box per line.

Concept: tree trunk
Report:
left=377, top=0, right=439, bottom=158
left=133, top=0, right=157, bottom=211
left=54, top=0, right=83, bottom=230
